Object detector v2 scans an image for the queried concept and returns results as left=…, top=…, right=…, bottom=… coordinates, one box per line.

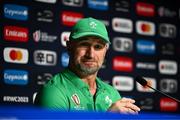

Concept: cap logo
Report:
left=89, top=21, right=97, bottom=29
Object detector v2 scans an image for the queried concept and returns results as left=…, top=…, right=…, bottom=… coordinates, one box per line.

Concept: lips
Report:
left=83, top=61, right=95, bottom=65
left=82, top=60, right=96, bottom=67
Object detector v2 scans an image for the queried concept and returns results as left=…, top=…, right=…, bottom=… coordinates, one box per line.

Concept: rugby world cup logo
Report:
left=71, top=94, right=80, bottom=105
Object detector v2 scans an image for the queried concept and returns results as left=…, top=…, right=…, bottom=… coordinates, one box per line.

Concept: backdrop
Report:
left=1, top=0, right=180, bottom=113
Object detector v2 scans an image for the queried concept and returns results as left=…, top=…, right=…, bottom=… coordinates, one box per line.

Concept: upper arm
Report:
left=109, top=87, right=121, bottom=103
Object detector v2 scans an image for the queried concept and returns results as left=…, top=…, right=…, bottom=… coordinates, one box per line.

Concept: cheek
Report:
left=74, top=49, right=86, bottom=60
left=97, top=51, right=106, bottom=62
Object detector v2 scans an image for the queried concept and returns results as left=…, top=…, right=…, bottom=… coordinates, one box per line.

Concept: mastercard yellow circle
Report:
left=16, top=50, right=23, bottom=60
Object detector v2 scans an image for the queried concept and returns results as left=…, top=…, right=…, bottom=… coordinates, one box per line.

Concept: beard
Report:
left=76, top=61, right=101, bottom=75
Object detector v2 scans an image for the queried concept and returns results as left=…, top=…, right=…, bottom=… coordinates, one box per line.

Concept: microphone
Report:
left=135, top=76, right=180, bottom=103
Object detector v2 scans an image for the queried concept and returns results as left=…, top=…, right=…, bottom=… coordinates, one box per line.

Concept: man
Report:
left=35, top=17, right=140, bottom=113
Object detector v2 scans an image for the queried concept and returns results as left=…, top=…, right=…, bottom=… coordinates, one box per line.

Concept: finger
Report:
left=125, top=102, right=141, bottom=112
left=120, top=108, right=138, bottom=115
left=121, top=98, right=135, bottom=103
left=127, top=108, right=138, bottom=114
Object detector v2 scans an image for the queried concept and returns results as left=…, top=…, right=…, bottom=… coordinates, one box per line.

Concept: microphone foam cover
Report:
left=135, top=76, right=147, bottom=86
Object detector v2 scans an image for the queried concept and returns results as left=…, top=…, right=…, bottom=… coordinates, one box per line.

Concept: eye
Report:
left=78, top=42, right=90, bottom=47
left=94, top=44, right=104, bottom=50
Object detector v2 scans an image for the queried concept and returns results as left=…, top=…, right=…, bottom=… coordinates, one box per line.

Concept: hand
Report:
left=108, top=97, right=141, bottom=114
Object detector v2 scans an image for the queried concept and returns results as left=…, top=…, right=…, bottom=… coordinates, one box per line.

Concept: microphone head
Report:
left=135, top=76, right=148, bottom=86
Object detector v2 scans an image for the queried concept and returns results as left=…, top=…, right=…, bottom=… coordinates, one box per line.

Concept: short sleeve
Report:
left=112, top=88, right=121, bottom=103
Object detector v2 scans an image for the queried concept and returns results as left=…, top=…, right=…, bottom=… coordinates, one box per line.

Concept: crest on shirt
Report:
left=71, top=94, right=80, bottom=106
left=105, top=96, right=112, bottom=107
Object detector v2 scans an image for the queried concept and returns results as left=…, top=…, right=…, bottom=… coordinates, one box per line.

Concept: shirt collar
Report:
left=62, top=68, right=105, bottom=90
left=62, top=68, right=88, bottom=89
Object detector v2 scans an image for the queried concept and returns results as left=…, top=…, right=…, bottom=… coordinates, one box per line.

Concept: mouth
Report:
left=82, top=61, right=96, bottom=66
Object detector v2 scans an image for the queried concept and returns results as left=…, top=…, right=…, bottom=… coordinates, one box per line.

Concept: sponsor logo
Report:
left=160, top=97, right=178, bottom=111
left=35, top=0, right=56, bottom=4
left=37, top=10, right=53, bottom=22
left=114, top=0, right=130, bottom=12
left=161, top=43, right=174, bottom=55
left=3, top=96, right=29, bottom=103
left=158, top=6, right=177, bottom=18
left=100, top=19, right=109, bottom=26
left=61, top=52, right=69, bottom=67
left=112, top=18, right=133, bottom=33
left=62, top=0, right=83, bottom=7
left=136, top=62, right=156, bottom=70
left=34, top=50, right=57, bottom=66
left=3, top=69, right=28, bottom=85
left=4, top=26, right=28, bottom=42
left=61, top=11, right=83, bottom=26
left=160, top=79, right=177, bottom=93
left=88, top=0, right=108, bottom=11
left=112, top=56, right=133, bottom=72
left=136, top=77, right=156, bottom=92
left=61, top=31, right=70, bottom=47
left=136, top=2, right=155, bottom=17
left=139, top=98, right=154, bottom=110
left=136, top=21, right=155, bottom=36
left=3, top=47, right=28, bottom=64
left=113, top=37, right=133, bottom=52
left=33, top=30, right=57, bottom=42
left=37, top=73, right=53, bottom=85
left=4, top=4, right=28, bottom=21
left=159, top=23, right=176, bottom=38
left=136, top=40, right=155, bottom=55
left=158, top=60, right=177, bottom=75
left=112, top=76, right=133, bottom=91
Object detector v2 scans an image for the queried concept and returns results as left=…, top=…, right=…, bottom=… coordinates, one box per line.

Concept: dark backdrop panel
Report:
left=0, top=0, right=180, bottom=113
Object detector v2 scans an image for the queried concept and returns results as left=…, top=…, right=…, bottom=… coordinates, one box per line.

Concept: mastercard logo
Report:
left=9, top=50, right=23, bottom=61
left=141, top=23, right=151, bottom=32
left=3, top=47, right=28, bottom=64
left=142, top=80, right=152, bottom=89
left=136, top=78, right=156, bottom=92
left=136, top=21, right=155, bottom=36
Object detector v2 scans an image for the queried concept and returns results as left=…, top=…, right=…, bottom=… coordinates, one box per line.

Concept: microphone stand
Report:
left=147, top=84, right=180, bottom=103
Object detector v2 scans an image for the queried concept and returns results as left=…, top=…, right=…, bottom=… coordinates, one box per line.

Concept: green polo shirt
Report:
left=35, top=69, right=121, bottom=111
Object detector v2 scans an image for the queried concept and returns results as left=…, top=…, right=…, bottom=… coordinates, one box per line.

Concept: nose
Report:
left=85, top=46, right=94, bottom=59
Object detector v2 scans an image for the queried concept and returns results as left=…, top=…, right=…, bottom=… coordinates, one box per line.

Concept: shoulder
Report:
left=97, top=77, right=121, bottom=100
left=34, top=70, right=69, bottom=109
left=44, top=70, right=67, bottom=88
left=97, top=78, right=119, bottom=94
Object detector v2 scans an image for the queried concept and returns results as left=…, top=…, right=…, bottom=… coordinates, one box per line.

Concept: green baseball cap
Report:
left=69, top=17, right=110, bottom=44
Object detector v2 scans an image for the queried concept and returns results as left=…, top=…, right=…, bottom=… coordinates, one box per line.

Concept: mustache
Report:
left=81, top=58, right=96, bottom=62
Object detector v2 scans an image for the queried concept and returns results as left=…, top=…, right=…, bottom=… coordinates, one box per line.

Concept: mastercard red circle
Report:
left=9, top=50, right=17, bottom=60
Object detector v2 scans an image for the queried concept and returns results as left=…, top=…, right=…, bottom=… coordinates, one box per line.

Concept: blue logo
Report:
left=136, top=40, right=155, bottom=55
left=4, top=69, right=28, bottom=85
left=88, top=0, right=108, bottom=11
left=61, top=52, right=69, bottom=67
left=4, top=4, right=28, bottom=20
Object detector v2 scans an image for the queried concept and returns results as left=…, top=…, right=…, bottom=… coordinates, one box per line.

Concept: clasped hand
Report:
left=108, top=98, right=141, bottom=114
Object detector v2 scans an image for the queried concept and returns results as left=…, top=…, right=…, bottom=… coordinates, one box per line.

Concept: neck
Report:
left=82, top=75, right=97, bottom=96
left=81, top=75, right=96, bottom=88
left=68, top=66, right=97, bottom=95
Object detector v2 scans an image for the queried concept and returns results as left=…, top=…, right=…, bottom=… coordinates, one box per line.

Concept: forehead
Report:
left=77, top=36, right=106, bottom=44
